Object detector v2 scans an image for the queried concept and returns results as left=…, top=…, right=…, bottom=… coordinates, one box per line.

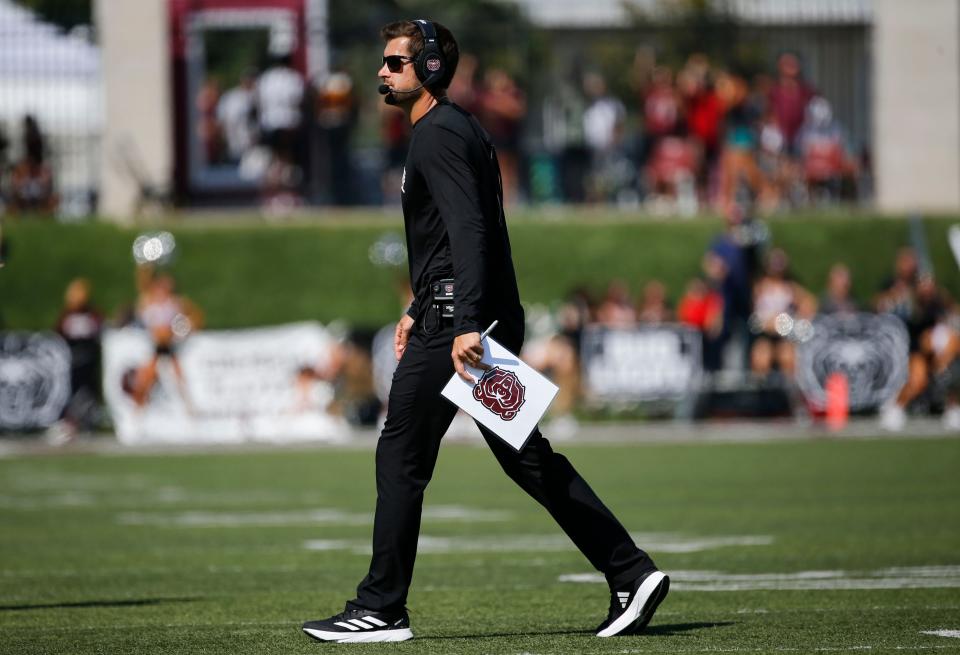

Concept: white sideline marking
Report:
left=614, top=648, right=954, bottom=653
left=116, top=505, right=510, bottom=527
left=303, top=532, right=773, bottom=555
left=559, top=565, right=960, bottom=591
left=922, top=630, right=960, bottom=638
left=7, top=471, right=154, bottom=492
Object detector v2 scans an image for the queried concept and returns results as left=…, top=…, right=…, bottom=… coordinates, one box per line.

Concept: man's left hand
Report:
left=452, top=332, right=489, bottom=383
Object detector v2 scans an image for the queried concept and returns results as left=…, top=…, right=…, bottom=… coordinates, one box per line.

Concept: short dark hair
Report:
left=380, top=20, right=459, bottom=91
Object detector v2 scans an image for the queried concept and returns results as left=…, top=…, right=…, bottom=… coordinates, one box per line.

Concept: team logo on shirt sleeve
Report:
left=473, top=367, right=526, bottom=421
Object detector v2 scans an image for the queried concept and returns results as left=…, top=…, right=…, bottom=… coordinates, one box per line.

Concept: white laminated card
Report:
left=441, top=334, right=558, bottom=451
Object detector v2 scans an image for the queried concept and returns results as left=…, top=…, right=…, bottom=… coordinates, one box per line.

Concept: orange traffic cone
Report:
left=825, top=371, right=849, bottom=432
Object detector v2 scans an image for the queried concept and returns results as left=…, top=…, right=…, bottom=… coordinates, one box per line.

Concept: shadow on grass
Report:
left=417, top=629, right=593, bottom=640
left=0, top=597, right=201, bottom=612
left=645, top=621, right=736, bottom=636
left=417, top=622, right=734, bottom=640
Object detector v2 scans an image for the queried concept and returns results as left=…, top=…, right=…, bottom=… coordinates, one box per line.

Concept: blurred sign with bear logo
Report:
left=797, top=313, right=909, bottom=412
left=0, top=332, right=71, bottom=430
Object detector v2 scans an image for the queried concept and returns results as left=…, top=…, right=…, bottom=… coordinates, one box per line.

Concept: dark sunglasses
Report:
left=382, top=55, right=415, bottom=73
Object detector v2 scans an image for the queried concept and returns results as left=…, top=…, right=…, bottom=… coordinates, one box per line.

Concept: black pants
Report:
left=349, top=324, right=655, bottom=612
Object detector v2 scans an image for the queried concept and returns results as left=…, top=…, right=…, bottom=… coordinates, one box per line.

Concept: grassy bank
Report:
left=3, top=211, right=958, bottom=330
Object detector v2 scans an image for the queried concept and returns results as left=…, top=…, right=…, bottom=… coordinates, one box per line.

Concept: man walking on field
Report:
left=301, top=19, right=669, bottom=643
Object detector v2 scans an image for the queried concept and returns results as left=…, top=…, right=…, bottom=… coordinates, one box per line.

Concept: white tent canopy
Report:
left=0, top=0, right=102, bottom=213
left=0, top=0, right=99, bottom=77
left=510, top=0, right=873, bottom=29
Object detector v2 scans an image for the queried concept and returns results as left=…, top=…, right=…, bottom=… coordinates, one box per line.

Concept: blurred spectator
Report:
left=678, top=55, right=724, bottom=200
left=582, top=72, right=628, bottom=203
left=18, top=114, right=48, bottom=178
left=196, top=78, right=225, bottom=164
left=257, top=53, right=306, bottom=209
left=639, top=66, right=681, bottom=166
left=717, top=73, right=762, bottom=210
left=755, top=108, right=791, bottom=211
left=768, top=52, right=816, bottom=154
left=314, top=71, right=358, bottom=205
left=51, top=278, right=104, bottom=439
left=448, top=52, right=481, bottom=115
left=298, top=333, right=382, bottom=426
left=217, top=71, right=258, bottom=163
left=132, top=268, right=204, bottom=408
left=0, top=122, right=9, bottom=204
left=644, top=135, right=699, bottom=212
left=556, top=286, right=594, bottom=356
left=876, top=247, right=919, bottom=323
left=524, top=332, right=581, bottom=437
left=8, top=115, right=57, bottom=215
left=796, top=96, right=858, bottom=202
left=637, top=280, right=672, bottom=324
left=706, top=202, right=766, bottom=369
left=745, top=73, right=772, bottom=125
left=749, top=248, right=817, bottom=378
left=478, top=68, right=526, bottom=205
left=879, top=271, right=959, bottom=431
left=677, top=276, right=724, bottom=369
left=819, top=263, right=859, bottom=315
left=543, top=80, right=589, bottom=203
left=596, top=279, right=637, bottom=327
left=0, top=122, right=8, bottom=161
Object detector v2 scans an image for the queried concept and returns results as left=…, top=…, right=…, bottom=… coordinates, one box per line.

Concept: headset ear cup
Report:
left=415, top=47, right=444, bottom=88
left=421, top=52, right=445, bottom=88
left=412, top=19, right=446, bottom=89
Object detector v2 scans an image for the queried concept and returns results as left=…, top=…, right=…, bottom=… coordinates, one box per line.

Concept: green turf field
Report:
left=1, top=437, right=959, bottom=654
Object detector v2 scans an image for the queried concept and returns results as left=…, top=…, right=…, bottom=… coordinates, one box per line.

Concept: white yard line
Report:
left=613, top=647, right=955, bottom=653
left=303, top=532, right=774, bottom=555
left=116, top=504, right=511, bottom=527
left=921, top=630, right=960, bottom=639
left=560, top=566, right=960, bottom=591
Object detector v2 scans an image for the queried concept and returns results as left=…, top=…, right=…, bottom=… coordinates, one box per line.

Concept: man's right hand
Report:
left=394, top=313, right=415, bottom=361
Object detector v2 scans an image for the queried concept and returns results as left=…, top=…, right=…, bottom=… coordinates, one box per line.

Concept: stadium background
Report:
left=0, top=1, right=959, bottom=653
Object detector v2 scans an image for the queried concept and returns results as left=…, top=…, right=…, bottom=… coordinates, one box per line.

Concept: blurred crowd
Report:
left=524, top=206, right=959, bottom=430
left=188, top=49, right=863, bottom=214
left=538, top=51, right=863, bottom=213
left=0, top=114, right=59, bottom=216
left=0, top=49, right=864, bottom=216
left=195, top=53, right=359, bottom=212
left=392, top=50, right=861, bottom=213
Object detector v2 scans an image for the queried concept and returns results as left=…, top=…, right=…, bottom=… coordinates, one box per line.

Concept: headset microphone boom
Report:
left=378, top=82, right=426, bottom=106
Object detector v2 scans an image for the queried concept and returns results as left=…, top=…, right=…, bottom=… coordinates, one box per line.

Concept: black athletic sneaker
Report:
left=595, top=569, right=670, bottom=637
left=302, top=607, right=413, bottom=643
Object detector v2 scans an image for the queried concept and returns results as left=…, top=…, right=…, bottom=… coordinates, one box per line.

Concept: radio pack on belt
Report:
left=432, top=278, right=455, bottom=319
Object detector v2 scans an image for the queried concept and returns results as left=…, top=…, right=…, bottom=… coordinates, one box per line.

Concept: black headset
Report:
left=411, top=19, right=447, bottom=89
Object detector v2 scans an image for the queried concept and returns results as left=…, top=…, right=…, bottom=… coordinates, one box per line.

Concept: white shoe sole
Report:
left=597, top=571, right=669, bottom=638
left=303, top=627, right=413, bottom=643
